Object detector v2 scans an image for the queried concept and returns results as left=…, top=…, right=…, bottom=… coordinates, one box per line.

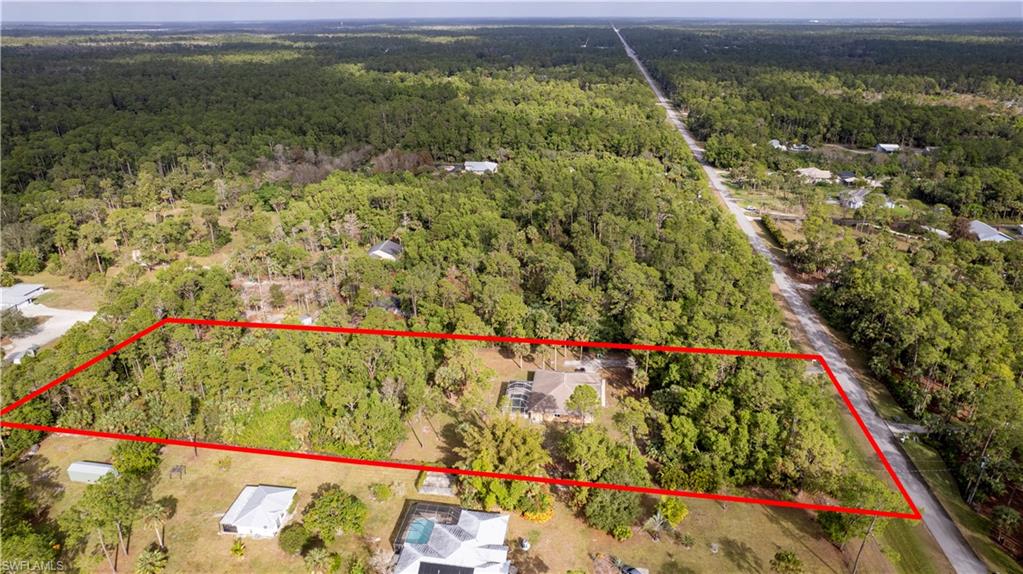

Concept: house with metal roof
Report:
left=391, top=502, right=511, bottom=574
left=968, top=220, right=1013, bottom=243
left=0, top=283, right=45, bottom=311
left=463, top=161, right=498, bottom=174
left=369, top=239, right=403, bottom=261
left=219, top=485, right=297, bottom=538
left=875, top=143, right=901, bottom=153
left=505, top=369, right=606, bottom=423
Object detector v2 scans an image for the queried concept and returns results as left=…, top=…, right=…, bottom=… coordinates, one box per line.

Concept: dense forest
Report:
left=622, top=25, right=1023, bottom=218
left=0, top=26, right=902, bottom=571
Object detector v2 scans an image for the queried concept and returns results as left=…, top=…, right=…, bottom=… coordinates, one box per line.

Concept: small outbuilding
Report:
left=219, top=485, right=297, bottom=538
left=837, top=171, right=858, bottom=185
left=368, top=239, right=403, bottom=261
left=789, top=143, right=812, bottom=153
left=464, top=161, right=499, bottom=174
left=67, top=461, right=118, bottom=484
left=768, top=139, right=787, bottom=151
left=0, top=283, right=45, bottom=311
left=875, top=143, right=901, bottom=153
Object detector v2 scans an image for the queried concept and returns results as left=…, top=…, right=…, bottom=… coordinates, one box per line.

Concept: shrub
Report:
left=369, top=483, right=392, bottom=502
left=657, top=497, right=689, bottom=527
left=134, top=545, right=168, bottom=574
left=185, top=241, right=215, bottom=257
left=112, top=441, right=161, bottom=477
left=611, top=525, right=632, bottom=541
left=0, top=308, right=39, bottom=338
left=414, top=471, right=427, bottom=491
left=770, top=550, right=803, bottom=573
left=278, top=523, right=310, bottom=556
left=230, top=539, right=245, bottom=558
left=761, top=215, right=788, bottom=248
left=269, top=284, right=286, bottom=308
left=302, top=484, right=367, bottom=543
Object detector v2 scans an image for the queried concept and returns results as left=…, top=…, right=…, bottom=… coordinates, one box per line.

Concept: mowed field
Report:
left=19, top=432, right=936, bottom=573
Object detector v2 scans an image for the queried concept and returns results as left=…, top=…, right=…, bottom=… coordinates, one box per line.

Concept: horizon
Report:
left=2, top=2, right=1021, bottom=24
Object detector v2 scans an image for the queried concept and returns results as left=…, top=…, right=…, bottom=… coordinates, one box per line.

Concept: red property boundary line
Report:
left=1, top=317, right=922, bottom=520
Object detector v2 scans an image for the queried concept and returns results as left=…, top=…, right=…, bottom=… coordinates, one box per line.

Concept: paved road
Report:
left=3, top=303, right=96, bottom=356
left=613, top=25, right=988, bottom=574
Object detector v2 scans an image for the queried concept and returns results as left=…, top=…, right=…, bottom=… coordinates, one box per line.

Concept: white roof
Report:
left=969, top=220, right=1012, bottom=242
left=369, top=239, right=403, bottom=258
left=395, top=509, right=511, bottom=574
left=0, top=283, right=45, bottom=309
left=923, top=226, right=951, bottom=239
left=464, top=161, right=498, bottom=173
left=795, top=167, right=833, bottom=181
left=68, top=461, right=115, bottom=474
left=876, top=143, right=900, bottom=152
left=220, top=485, right=297, bottom=530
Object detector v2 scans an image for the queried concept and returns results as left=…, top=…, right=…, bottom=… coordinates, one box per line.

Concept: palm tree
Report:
left=139, top=502, right=170, bottom=549
left=134, top=546, right=168, bottom=574
left=304, top=547, right=333, bottom=574
left=643, top=511, right=670, bottom=541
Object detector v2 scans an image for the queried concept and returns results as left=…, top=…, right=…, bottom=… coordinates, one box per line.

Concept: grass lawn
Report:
left=20, top=271, right=104, bottom=311
left=902, top=439, right=1023, bottom=574
left=23, top=433, right=916, bottom=574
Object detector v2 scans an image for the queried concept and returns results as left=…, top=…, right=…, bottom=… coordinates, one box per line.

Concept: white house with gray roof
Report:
left=392, top=502, right=511, bottom=574
left=219, top=485, right=297, bottom=538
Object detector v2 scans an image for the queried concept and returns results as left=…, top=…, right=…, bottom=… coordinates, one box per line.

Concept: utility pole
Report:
left=851, top=515, right=878, bottom=574
left=967, top=422, right=1006, bottom=505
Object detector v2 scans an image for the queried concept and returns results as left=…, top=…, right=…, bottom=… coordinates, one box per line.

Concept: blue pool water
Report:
left=405, top=517, right=435, bottom=544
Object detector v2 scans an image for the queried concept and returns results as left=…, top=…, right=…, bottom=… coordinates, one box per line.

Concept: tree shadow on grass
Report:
left=18, top=454, right=65, bottom=512
left=509, top=546, right=550, bottom=574
left=762, top=505, right=842, bottom=574
left=437, top=421, right=462, bottom=467
left=719, top=537, right=764, bottom=573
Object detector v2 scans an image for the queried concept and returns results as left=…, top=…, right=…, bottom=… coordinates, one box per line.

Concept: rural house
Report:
left=219, top=485, right=297, bottom=538
left=795, top=167, right=833, bottom=184
left=840, top=188, right=870, bottom=209
left=369, top=239, right=403, bottom=261
left=392, top=501, right=512, bottom=574
left=505, top=369, right=606, bottom=423
left=875, top=143, right=901, bottom=153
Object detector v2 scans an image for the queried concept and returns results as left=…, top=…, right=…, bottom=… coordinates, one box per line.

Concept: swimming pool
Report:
left=405, top=517, right=435, bottom=544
